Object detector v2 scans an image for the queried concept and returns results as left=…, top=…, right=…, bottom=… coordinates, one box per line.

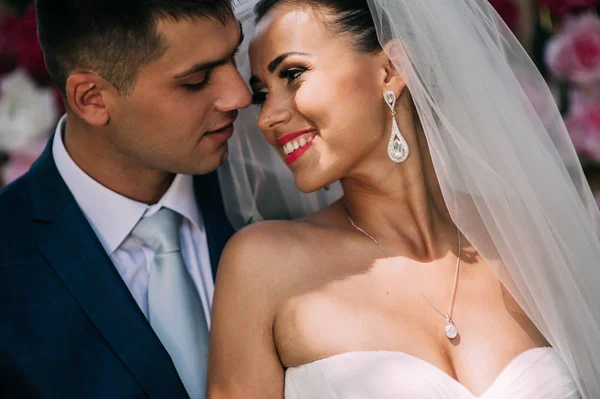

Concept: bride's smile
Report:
left=275, top=128, right=317, bottom=163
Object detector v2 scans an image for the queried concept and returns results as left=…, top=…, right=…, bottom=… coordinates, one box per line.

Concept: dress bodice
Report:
left=284, top=348, right=579, bottom=398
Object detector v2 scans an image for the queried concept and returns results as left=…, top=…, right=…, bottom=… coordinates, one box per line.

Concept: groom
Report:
left=0, top=1, right=251, bottom=398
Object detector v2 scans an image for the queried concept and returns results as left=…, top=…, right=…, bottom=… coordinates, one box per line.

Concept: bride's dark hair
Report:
left=254, top=0, right=382, bottom=54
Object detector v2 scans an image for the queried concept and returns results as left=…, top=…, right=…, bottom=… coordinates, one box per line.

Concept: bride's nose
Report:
left=257, top=102, right=292, bottom=131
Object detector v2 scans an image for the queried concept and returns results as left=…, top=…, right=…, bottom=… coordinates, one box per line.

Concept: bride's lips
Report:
left=285, top=140, right=314, bottom=164
left=276, top=128, right=316, bottom=146
left=278, top=129, right=318, bottom=165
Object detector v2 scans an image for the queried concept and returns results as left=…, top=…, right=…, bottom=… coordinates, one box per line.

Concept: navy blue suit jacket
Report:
left=0, top=139, right=235, bottom=398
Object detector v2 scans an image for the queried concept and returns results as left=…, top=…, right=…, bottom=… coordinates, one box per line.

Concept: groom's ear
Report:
left=65, top=72, right=114, bottom=126
left=380, top=40, right=407, bottom=95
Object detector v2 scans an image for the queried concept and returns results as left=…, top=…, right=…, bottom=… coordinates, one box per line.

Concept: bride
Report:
left=208, top=0, right=600, bottom=398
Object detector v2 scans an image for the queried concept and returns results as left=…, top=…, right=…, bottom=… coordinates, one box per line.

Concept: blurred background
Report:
left=1, top=0, right=599, bottom=208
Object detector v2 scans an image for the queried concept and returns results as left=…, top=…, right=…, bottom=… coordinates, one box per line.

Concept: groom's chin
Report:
left=218, top=144, right=230, bottom=165
left=191, top=143, right=230, bottom=175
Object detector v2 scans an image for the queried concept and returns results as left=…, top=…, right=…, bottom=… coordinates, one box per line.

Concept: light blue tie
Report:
left=131, top=208, right=209, bottom=399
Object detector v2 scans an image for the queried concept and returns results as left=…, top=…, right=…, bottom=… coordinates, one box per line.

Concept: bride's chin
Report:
left=294, top=179, right=320, bottom=194
left=293, top=173, right=335, bottom=194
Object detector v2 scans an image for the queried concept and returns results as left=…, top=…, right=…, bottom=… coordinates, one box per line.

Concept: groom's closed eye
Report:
left=174, top=22, right=245, bottom=93
left=183, top=70, right=212, bottom=92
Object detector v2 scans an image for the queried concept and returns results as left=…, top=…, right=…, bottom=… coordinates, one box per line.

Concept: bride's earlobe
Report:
left=381, top=41, right=406, bottom=94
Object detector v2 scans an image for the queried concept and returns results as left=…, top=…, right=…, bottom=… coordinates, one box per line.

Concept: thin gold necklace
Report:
left=345, top=209, right=461, bottom=340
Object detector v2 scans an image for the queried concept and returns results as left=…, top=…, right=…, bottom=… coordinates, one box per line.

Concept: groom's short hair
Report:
left=35, top=0, right=235, bottom=98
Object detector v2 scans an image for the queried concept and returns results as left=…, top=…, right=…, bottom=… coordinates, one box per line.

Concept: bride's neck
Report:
left=341, top=122, right=454, bottom=260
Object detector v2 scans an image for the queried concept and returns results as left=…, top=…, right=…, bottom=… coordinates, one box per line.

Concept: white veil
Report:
left=224, top=0, right=600, bottom=396
left=364, top=0, right=600, bottom=396
left=218, top=0, right=342, bottom=229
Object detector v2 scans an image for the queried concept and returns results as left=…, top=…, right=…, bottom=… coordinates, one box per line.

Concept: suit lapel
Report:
left=193, top=172, right=235, bottom=282
left=28, top=141, right=188, bottom=398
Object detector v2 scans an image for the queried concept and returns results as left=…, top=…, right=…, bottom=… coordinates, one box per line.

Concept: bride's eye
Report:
left=279, top=67, right=306, bottom=83
left=252, top=91, right=268, bottom=106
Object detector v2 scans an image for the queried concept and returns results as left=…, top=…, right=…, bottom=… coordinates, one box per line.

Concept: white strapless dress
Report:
left=285, top=348, right=580, bottom=398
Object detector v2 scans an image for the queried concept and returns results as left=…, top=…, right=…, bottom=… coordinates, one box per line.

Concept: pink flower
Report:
left=1, top=137, right=47, bottom=185
left=564, top=90, right=600, bottom=163
left=546, top=13, right=600, bottom=85
left=540, top=0, right=599, bottom=19
left=0, top=6, right=65, bottom=114
left=489, top=0, right=520, bottom=31
left=596, top=191, right=600, bottom=208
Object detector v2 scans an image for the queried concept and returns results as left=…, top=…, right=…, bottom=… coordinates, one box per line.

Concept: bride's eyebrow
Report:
left=267, top=52, right=310, bottom=73
left=249, top=51, right=311, bottom=88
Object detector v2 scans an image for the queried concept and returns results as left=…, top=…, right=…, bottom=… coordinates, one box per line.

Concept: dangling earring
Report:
left=384, top=90, right=409, bottom=163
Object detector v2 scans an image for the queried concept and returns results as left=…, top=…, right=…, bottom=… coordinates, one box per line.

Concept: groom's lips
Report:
left=205, top=119, right=237, bottom=143
left=205, top=124, right=234, bottom=141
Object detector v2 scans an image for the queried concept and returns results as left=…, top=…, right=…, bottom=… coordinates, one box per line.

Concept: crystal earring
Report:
left=384, top=90, right=409, bottom=163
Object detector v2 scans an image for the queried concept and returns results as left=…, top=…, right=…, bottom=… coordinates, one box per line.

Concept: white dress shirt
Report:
left=52, top=115, right=214, bottom=326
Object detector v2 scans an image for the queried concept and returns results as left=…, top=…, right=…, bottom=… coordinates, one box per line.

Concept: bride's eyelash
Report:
left=252, top=92, right=268, bottom=106
left=252, top=66, right=310, bottom=106
left=279, top=67, right=307, bottom=83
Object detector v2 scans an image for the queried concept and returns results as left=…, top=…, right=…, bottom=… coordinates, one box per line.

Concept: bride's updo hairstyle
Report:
left=254, top=0, right=383, bottom=55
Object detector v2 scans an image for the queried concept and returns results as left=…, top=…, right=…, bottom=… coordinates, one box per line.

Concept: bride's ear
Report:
left=380, top=40, right=407, bottom=96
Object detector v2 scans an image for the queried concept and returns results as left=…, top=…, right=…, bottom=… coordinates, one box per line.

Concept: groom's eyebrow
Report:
left=267, top=52, right=310, bottom=73
left=173, top=22, right=245, bottom=80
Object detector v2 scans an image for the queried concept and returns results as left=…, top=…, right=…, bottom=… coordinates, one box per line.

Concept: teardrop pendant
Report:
left=445, top=316, right=458, bottom=339
left=388, top=118, right=409, bottom=163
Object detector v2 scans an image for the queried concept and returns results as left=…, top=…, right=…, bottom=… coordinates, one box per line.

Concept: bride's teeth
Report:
left=283, top=134, right=316, bottom=156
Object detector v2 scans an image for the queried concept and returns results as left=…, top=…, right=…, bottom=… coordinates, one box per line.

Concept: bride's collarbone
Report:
left=269, top=224, right=547, bottom=387
left=275, top=295, right=547, bottom=396
left=273, top=264, right=546, bottom=386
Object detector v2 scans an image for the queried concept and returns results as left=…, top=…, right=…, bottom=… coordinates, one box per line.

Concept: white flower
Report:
left=0, top=68, right=58, bottom=152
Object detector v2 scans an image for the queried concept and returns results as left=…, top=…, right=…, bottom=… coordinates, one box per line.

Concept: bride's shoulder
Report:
left=214, top=220, right=316, bottom=305
left=222, top=219, right=319, bottom=265
left=218, top=205, right=343, bottom=284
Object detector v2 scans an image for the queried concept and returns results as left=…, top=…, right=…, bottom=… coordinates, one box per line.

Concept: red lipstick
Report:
left=284, top=139, right=314, bottom=164
left=277, top=128, right=317, bottom=146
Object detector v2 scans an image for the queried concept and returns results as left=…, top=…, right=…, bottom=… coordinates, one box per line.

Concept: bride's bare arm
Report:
left=207, top=224, right=286, bottom=399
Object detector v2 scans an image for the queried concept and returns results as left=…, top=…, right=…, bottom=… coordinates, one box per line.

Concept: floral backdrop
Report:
left=491, top=0, right=600, bottom=207
left=0, top=1, right=62, bottom=187
left=0, top=0, right=599, bottom=207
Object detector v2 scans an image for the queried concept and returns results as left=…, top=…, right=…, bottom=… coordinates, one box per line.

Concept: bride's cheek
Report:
left=295, top=83, right=325, bottom=118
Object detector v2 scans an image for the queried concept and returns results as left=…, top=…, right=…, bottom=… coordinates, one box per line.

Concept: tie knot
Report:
left=130, top=208, right=183, bottom=254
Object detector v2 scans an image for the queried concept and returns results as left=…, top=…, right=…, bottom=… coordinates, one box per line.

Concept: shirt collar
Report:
left=52, top=115, right=201, bottom=254
left=144, top=173, right=202, bottom=233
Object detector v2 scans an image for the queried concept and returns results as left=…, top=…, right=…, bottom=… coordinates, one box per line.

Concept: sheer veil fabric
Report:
left=225, top=0, right=600, bottom=396
left=364, top=1, right=600, bottom=396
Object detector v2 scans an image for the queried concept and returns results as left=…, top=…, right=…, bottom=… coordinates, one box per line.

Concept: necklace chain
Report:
left=345, top=210, right=461, bottom=323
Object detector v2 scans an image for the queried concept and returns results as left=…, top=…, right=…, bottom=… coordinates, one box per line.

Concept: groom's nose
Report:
left=214, top=64, right=252, bottom=112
